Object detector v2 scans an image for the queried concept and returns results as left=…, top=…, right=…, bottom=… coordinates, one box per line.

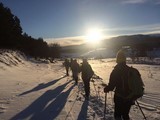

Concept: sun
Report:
left=85, top=28, right=104, bottom=43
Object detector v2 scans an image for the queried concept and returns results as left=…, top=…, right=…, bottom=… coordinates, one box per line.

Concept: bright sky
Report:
left=1, top=0, right=160, bottom=45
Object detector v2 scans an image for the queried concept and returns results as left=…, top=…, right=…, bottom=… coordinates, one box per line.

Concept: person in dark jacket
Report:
left=70, top=58, right=74, bottom=78
left=104, top=50, right=133, bottom=120
left=80, top=59, right=94, bottom=100
left=72, top=59, right=80, bottom=85
left=63, top=59, right=70, bottom=76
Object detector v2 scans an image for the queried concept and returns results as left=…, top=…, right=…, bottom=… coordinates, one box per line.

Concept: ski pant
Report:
left=82, top=79, right=90, bottom=97
left=114, top=95, right=132, bottom=120
left=73, top=72, right=78, bottom=84
left=65, top=67, right=69, bottom=76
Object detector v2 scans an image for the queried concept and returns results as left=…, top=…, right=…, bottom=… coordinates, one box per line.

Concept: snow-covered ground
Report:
left=0, top=50, right=160, bottom=120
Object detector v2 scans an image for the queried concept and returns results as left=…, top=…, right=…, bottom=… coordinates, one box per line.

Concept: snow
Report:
left=80, top=48, right=115, bottom=59
left=0, top=50, right=160, bottom=120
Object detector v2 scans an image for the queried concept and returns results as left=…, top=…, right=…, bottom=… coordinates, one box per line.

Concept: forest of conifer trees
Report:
left=0, top=3, right=61, bottom=59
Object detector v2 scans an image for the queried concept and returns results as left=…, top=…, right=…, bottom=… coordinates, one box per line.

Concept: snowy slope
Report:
left=80, top=48, right=115, bottom=59
left=0, top=50, right=160, bottom=120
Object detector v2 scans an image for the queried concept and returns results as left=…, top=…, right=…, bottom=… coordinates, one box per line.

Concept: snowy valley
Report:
left=0, top=50, right=160, bottom=120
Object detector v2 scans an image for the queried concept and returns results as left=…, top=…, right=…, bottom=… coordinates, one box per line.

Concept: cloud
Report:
left=103, top=23, right=160, bottom=36
left=44, top=36, right=86, bottom=46
left=122, top=0, right=147, bottom=4
left=44, top=23, right=160, bottom=46
left=155, top=0, right=160, bottom=4
left=122, top=0, right=160, bottom=5
left=108, top=23, right=160, bottom=31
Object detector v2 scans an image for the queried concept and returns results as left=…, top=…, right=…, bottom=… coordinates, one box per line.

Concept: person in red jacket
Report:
left=104, top=50, right=133, bottom=120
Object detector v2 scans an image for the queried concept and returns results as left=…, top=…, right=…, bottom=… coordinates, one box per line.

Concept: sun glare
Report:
left=85, top=28, right=104, bottom=43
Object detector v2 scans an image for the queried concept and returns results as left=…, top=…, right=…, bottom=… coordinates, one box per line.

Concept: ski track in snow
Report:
left=0, top=51, right=160, bottom=120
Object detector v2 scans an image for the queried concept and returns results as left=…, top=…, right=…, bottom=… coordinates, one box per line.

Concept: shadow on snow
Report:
left=19, top=75, right=67, bottom=96
left=11, top=79, right=74, bottom=120
left=77, top=100, right=89, bottom=120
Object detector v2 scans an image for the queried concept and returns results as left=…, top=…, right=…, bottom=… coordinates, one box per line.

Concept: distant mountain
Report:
left=61, top=34, right=160, bottom=55
left=61, top=43, right=96, bottom=54
left=148, top=33, right=160, bottom=37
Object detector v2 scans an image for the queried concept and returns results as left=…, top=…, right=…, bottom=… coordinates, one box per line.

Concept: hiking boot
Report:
left=131, top=100, right=135, bottom=105
left=74, top=82, right=78, bottom=85
left=85, top=97, right=89, bottom=101
left=85, top=95, right=89, bottom=101
left=115, top=117, right=122, bottom=120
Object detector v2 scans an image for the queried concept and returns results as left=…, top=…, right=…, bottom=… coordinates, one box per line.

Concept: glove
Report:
left=104, top=86, right=110, bottom=93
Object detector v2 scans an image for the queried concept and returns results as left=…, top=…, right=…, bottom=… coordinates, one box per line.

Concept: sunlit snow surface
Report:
left=0, top=50, right=160, bottom=120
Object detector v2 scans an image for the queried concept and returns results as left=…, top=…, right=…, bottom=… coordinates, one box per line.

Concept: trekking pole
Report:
left=98, top=86, right=101, bottom=100
left=92, top=75, right=103, bottom=98
left=136, top=100, right=147, bottom=120
left=104, top=93, right=107, bottom=120
left=92, top=78, right=99, bottom=99
left=110, top=92, right=113, bottom=106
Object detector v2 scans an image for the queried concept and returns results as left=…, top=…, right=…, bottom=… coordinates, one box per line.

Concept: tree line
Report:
left=0, top=3, right=61, bottom=59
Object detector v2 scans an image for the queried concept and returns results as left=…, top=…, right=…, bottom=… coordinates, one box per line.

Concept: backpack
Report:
left=88, top=67, right=94, bottom=79
left=127, top=66, right=144, bottom=100
left=81, top=63, right=94, bottom=79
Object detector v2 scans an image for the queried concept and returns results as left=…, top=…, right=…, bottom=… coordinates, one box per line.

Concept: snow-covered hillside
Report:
left=81, top=48, right=115, bottom=59
left=0, top=50, right=160, bottom=120
left=62, top=47, right=160, bottom=59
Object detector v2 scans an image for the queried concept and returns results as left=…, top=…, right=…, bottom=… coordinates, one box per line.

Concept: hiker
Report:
left=72, top=59, right=80, bottom=85
left=70, top=58, right=74, bottom=78
left=104, top=50, right=134, bottom=120
left=80, top=59, right=94, bottom=100
left=63, top=59, right=70, bottom=76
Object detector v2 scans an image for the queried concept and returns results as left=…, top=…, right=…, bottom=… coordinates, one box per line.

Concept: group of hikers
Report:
left=63, top=58, right=94, bottom=100
left=63, top=50, right=144, bottom=120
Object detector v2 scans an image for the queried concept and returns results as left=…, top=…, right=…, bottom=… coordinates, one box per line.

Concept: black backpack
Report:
left=127, top=67, right=144, bottom=100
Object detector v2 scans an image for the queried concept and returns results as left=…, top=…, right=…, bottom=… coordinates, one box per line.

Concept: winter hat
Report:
left=116, top=50, right=126, bottom=63
left=82, top=58, right=87, bottom=63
